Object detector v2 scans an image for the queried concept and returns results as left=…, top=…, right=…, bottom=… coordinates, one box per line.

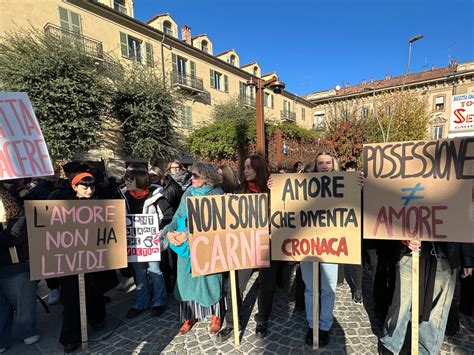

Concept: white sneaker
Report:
left=23, top=334, right=40, bottom=345
left=47, top=288, right=60, bottom=305
left=116, top=277, right=130, bottom=290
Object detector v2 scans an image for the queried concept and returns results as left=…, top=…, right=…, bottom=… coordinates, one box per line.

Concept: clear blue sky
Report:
left=134, top=0, right=474, bottom=96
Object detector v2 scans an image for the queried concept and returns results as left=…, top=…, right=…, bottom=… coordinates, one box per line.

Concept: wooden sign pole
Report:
left=411, top=251, right=419, bottom=355
left=229, top=270, right=240, bottom=347
left=78, top=273, right=88, bottom=351
left=312, top=262, right=319, bottom=350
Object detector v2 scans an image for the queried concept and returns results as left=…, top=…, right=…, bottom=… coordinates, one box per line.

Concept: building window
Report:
left=180, top=106, right=192, bottom=129
left=283, top=99, right=292, bottom=112
left=342, top=110, right=349, bottom=120
left=210, top=69, right=228, bottom=92
left=362, top=106, right=369, bottom=118
left=114, top=0, right=127, bottom=15
left=434, top=96, right=445, bottom=111
left=229, top=54, right=236, bottom=66
left=264, top=92, right=274, bottom=108
left=385, top=105, right=392, bottom=116
left=201, top=40, right=209, bottom=53
left=313, top=114, right=325, bottom=130
left=433, top=125, right=443, bottom=139
left=163, top=21, right=173, bottom=36
left=58, top=7, right=82, bottom=35
left=301, top=107, right=306, bottom=120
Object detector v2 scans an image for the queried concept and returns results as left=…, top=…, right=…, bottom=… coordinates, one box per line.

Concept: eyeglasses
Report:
left=191, top=172, right=203, bottom=179
left=170, top=165, right=180, bottom=170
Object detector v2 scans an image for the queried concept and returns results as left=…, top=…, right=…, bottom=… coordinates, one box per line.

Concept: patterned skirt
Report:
left=179, top=297, right=226, bottom=322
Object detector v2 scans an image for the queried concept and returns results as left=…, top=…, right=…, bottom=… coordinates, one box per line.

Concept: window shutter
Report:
left=59, top=7, right=70, bottom=30
left=224, top=75, right=229, bottom=93
left=145, top=42, right=153, bottom=66
left=435, top=96, right=444, bottom=104
left=70, top=12, right=81, bottom=34
left=210, top=69, right=215, bottom=88
left=172, top=53, right=178, bottom=73
left=190, top=61, right=196, bottom=78
left=119, top=32, right=128, bottom=58
left=271, top=94, right=274, bottom=108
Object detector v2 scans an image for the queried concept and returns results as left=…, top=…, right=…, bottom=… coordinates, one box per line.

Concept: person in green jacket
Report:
left=162, top=162, right=225, bottom=335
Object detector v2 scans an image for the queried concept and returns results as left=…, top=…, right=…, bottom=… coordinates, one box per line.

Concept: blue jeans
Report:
left=381, top=255, right=457, bottom=355
left=131, top=261, right=167, bottom=310
left=0, top=271, right=38, bottom=348
left=300, top=261, right=338, bottom=331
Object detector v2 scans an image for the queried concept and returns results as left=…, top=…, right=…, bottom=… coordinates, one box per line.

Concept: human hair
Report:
left=218, top=165, right=240, bottom=193
left=71, top=172, right=95, bottom=187
left=149, top=166, right=163, bottom=177
left=126, top=163, right=148, bottom=172
left=292, top=161, right=303, bottom=173
left=344, top=161, right=358, bottom=171
left=125, top=169, right=150, bottom=189
left=305, top=150, right=340, bottom=172
left=240, top=154, right=270, bottom=193
left=192, top=162, right=221, bottom=187
left=165, top=159, right=185, bottom=173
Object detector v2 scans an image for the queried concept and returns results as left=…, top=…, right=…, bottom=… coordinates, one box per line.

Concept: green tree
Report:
left=0, top=28, right=111, bottom=157
left=110, top=65, right=181, bottom=161
left=366, top=90, right=430, bottom=143
left=186, top=97, right=256, bottom=160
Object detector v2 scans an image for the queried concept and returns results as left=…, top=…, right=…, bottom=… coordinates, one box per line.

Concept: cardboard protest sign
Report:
left=270, top=172, right=361, bottom=264
left=126, top=214, right=160, bottom=262
left=187, top=194, right=270, bottom=277
left=449, top=93, right=474, bottom=137
left=363, top=137, right=474, bottom=242
left=0, top=92, right=54, bottom=180
left=25, top=199, right=127, bottom=280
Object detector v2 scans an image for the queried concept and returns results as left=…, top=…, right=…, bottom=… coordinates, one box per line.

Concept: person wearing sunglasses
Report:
left=57, top=172, right=109, bottom=353
left=161, top=162, right=224, bottom=335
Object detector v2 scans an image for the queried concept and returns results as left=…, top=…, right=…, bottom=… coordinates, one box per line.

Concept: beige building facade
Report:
left=0, top=0, right=314, bottom=137
left=305, top=61, right=474, bottom=140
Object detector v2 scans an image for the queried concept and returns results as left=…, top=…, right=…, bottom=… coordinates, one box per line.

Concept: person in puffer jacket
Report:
left=118, top=169, right=173, bottom=320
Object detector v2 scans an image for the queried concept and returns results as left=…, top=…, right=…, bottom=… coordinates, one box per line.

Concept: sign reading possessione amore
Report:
left=187, top=194, right=270, bottom=277
left=25, top=200, right=127, bottom=280
left=363, top=137, right=474, bottom=243
left=270, top=172, right=361, bottom=264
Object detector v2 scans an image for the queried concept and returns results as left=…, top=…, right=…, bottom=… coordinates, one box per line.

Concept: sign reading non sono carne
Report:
left=270, top=172, right=361, bottom=264
left=126, top=214, right=160, bottom=262
left=363, top=137, right=474, bottom=242
left=25, top=200, right=127, bottom=280
left=187, top=194, right=270, bottom=277
left=0, top=92, right=54, bottom=180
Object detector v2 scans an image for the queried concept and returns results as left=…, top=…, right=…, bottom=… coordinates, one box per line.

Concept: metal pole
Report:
left=406, top=41, right=412, bottom=76
left=255, top=80, right=265, bottom=157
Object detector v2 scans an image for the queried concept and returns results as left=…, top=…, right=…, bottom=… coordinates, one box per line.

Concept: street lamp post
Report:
left=247, top=76, right=285, bottom=157
left=406, top=34, right=424, bottom=76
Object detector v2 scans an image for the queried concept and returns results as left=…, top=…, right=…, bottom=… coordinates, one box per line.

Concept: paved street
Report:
left=5, top=264, right=474, bottom=354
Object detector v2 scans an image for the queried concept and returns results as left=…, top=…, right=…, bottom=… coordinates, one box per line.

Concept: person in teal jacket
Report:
left=161, top=162, right=225, bottom=335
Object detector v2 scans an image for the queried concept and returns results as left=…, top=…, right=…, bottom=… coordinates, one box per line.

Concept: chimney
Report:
left=385, top=73, right=391, bottom=80
left=431, top=64, right=435, bottom=71
left=181, top=25, right=191, bottom=45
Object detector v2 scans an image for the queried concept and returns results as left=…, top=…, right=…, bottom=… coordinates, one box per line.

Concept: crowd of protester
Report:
left=0, top=154, right=473, bottom=354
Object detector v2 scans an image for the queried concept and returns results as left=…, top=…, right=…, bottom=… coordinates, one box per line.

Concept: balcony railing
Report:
left=281, top=110, right=296, bottom=121
left=240, top=95, right=256, bottom=108
left=44, top=23, right=104, bottom=59
left=171, top=71, right=204, bottom=92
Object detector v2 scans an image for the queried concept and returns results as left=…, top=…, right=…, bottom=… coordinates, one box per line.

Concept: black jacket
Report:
left=48, top=179, right=74, bottom=200
left=0, top=215, right=29, bottom=276
left=162, top=175, right=183, bottom=213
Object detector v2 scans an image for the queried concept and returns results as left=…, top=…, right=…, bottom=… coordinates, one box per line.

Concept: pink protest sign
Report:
left=0, top=92, right=54, bottom=180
